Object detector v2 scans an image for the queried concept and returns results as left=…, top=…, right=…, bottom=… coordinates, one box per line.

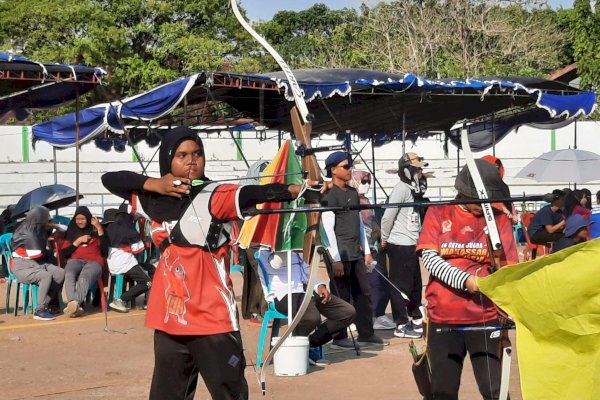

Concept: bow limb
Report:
left=460, top=127, right=511, bottom=400
left=230, top=1, right=321, bottom=395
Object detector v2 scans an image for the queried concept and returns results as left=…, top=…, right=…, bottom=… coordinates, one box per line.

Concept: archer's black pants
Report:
left=427, top=320, right=504, bottom=400
left=387, top=244, right=423, bottom=325
left=331, top=258, right=375, bottom=339
left=149, top=330, right=248, bottom=400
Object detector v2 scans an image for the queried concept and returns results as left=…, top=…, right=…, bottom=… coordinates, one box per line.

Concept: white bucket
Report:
left=270, top=336, right=309, bottom=376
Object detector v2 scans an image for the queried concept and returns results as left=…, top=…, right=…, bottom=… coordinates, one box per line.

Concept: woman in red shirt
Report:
left=102, top=127, right=310, bottom=400
left=61, top=206, right=108, bottom=317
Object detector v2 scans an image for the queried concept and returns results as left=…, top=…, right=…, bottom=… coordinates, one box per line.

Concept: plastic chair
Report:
left=0, top=232, right=39, bottom=315
left=521, top=213, right=550, bottom=261
left=254, top=251, right=289, bottom=368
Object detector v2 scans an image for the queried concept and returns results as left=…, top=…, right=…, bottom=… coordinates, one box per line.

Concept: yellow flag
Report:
left=478, top=239, right=600, bottom=400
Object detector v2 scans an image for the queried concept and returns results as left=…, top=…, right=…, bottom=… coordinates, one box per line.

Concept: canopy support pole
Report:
left=75, top=87, right=80, bottom=207
left=372, top=137, right=377, bottom=204
left=402, top=110, right=406, bottom=154
left=492, top=113, right=496, bottom=157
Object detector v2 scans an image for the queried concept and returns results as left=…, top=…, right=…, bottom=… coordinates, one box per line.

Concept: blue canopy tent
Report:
left=31, top=68, right=596, bottom=202
left=32, top=69, right=596, bottom=150
left=0, top=53, right=105, bottom=121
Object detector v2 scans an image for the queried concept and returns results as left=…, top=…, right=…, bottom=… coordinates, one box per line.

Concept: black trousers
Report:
left=241, top=249, right=267, bottom=319
left=149, top=330, right=248, bottom=400
left=366, top=249, right=391, bottom=317
left=121, top=263, right=155, bottom=303
left=386, top=244, right=423, bottom=325
left=427, top=320, right=504, bottom=400
left=331, top=258, right=375, bottom=339
left=274, top=292, right=356, bottom=347
left=530, top=229, right=563, bottom=245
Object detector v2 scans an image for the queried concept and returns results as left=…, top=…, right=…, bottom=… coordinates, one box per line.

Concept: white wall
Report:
left=0, top=121, right=599, bottom=217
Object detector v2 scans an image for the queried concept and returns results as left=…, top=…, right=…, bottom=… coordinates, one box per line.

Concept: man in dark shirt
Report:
left=528, top=189, right=566, bottom=245
left=321, top=151, right=388, bottom=347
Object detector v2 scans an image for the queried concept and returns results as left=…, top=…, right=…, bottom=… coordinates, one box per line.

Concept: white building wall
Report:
left=0, top=121, right=599, bottom=217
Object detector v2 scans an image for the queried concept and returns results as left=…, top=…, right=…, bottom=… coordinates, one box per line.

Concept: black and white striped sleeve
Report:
left=421, top=249, right=471, bottom=291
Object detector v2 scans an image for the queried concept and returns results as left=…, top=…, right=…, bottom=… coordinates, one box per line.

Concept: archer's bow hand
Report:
left=144, top=174, right=191, bottom=199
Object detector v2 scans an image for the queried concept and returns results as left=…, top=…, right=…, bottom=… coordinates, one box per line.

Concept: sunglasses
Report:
left=335, top=164, right=352, bottom=170
left=360, top=177, right=371, bottom=184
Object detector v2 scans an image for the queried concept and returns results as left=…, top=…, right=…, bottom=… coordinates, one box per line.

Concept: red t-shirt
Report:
left=417, top=205, right=518, bottom=324
left=61, top=237, right=105, bottom=266
left=143, top=184, right=243, bottom=336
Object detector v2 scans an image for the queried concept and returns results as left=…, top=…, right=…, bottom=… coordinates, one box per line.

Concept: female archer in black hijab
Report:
left=102, top=127, right=317, bottom=400
left=61, top=206, right=108, bottom=318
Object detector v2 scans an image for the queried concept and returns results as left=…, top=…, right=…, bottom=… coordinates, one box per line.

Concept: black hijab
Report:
left=65, top=206, right=96, bottom=242
left=140, top=127, right=210, bottom=222
left=106, top=211, right=141, bottom=247
left=11, top=206, right=50, bottom=252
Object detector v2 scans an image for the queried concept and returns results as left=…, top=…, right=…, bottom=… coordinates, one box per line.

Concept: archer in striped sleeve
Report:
left=416, top=159, right=518, bottom=400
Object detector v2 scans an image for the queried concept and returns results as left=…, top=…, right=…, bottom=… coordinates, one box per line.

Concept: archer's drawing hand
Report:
left=144, top=174, right=191, bottom=198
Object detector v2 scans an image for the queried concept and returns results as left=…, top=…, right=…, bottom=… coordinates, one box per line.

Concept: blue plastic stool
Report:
left=256, top=304, right=288, bottom=367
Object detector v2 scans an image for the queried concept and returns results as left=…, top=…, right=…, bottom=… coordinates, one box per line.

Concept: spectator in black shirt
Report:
left=321, top=151, right=388, bottom=348
left=528, top=189, right=566, bottom=245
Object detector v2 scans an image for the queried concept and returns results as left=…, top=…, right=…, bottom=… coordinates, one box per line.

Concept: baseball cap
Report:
left=564, top=214, right=593, bottom=237
left=325, top=151, right=349, bottom=178
left=455, top=159, right=510, bottom=200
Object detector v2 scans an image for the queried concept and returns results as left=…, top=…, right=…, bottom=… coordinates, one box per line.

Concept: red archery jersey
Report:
left=141, top=184, right=243, bottom=336
left=417, top=205, right=518, bottom=324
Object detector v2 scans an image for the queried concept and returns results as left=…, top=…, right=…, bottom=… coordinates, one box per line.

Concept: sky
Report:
left=243, top=0, right=575, bottom=21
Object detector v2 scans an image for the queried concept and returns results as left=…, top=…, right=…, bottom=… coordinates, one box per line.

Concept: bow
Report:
left=230, top=1, right=323, bottom=395
left=460, top=126, right=511, bottom=400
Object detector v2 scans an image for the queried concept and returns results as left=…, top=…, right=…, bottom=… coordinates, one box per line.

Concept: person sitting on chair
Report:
left=11, top=206, right=65, bottom=321
left=528, top=189, right=566, bottom=245
left=104, top=208, right=155, bottom=312
left=256, top=250, right=356, bottom=365
left=61, top=206, right=108, bottom=318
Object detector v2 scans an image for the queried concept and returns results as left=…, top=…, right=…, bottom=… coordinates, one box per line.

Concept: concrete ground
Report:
left=0, top=266, right=523, bottom=400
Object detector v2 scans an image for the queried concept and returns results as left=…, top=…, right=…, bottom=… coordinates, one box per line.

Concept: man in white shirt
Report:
left=256, top=250, right=356, bottom=364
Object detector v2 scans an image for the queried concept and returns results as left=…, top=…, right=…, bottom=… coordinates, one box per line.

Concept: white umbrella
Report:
left=515, top=148, right=600, bottom=184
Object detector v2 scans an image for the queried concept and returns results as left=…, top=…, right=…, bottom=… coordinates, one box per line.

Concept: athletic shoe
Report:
left=330, top=338, right=360, bottom=350
left=394, top=323, right=422, bottom=339
left=308, top=347, right=331, bottom=366
left=73, top=306, right=85, bottom=318
left=356, top=334, right=390, bottom=346
left=109, top=299, right=130, bottom=313
left=410, top=318, right=424, bottom=334
left=373, top=315, right=396, bottom=330
left=33, top=309, right=55, bottom=321
left=63, top=300, right=79, bottom=318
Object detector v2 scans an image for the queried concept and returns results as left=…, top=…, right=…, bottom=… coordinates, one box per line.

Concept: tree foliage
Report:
left=0, top=0, right=597, bottom=103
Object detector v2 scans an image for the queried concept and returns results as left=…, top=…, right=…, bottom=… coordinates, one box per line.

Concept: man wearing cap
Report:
left=551, top=214, right=593, bottom=253
left=321, top=151, right=388, bottom=347
left=416, top=159, right=519, bottom=400
left=380, top=152, right=427, bottom=338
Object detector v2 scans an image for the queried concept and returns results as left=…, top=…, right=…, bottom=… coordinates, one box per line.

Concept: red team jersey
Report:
left=140, top=184, right=243, bottom=336
left=417, top=205, right=518, bottom=324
